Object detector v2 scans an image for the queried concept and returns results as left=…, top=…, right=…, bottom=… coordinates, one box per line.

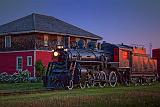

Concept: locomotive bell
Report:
left=87, top=41, right=96, bottom=50
left=77, top=39, right=85, bottom=49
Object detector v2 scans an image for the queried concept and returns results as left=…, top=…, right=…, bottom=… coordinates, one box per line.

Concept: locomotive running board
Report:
left=76, top=61, right=103, bottom=63
left=131, top=72, right=156, bottom=77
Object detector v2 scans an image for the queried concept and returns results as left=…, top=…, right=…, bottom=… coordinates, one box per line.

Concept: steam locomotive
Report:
left=43, top=41, right=158, bottom=89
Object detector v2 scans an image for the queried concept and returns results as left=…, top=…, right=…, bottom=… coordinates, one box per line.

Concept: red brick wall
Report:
left=0, top=33, right=36, bottom=51
left=36, top=51, right=56, bottom=68
left=0, top=50, right=58, bottom=77
left=0, top=36, right=4, bottom=48
left=0, top=51, right=34, bottom=75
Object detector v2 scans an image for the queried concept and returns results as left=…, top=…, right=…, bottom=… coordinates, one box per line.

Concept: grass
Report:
left=0, top=83, right=160, bottom=107
left=0, top=83, right=43, bottom=92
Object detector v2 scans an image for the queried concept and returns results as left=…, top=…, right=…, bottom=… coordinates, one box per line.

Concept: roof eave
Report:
left=0, top=30, right=102, bottom=40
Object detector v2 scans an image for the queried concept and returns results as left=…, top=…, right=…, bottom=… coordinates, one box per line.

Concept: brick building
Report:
left=0, top=13, right=102, bottom=77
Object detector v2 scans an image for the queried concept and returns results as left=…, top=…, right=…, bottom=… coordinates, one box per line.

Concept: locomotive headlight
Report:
left=64, top=48, right=68, bottom=51
left=54, top=51, right=59, bottom=57
left=57, top=45, right=64, bottom=49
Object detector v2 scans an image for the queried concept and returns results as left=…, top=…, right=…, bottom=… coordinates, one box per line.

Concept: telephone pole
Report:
left=149, top=43, right=152, bottom=58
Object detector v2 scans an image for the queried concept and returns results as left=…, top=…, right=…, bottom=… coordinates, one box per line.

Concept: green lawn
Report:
left=0, top=83, right=160, bottom=107
left=0, top=83, right=43, bottom=92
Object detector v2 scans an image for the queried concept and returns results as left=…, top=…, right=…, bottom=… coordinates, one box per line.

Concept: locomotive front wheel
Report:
left=66, top=80, right=73, bottom=90
left=109, top=71, right=117, bottom=87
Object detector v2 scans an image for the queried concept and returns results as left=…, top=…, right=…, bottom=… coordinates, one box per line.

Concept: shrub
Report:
left=0, top=70, right=31, bottom=83
left=35, top=60, right=46, bottom=77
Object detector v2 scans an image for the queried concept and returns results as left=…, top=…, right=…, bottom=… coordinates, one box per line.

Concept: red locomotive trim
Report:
left=114, top=48, right=119, bottom=62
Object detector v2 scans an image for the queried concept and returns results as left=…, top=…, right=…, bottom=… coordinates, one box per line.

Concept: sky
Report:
left=0, top=0, right=160, bottom=52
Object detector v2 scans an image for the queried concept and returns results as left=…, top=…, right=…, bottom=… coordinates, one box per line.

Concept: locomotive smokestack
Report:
left=103, top=41, right=106, bottom=43
left=97, top=42, right=101, bottom=50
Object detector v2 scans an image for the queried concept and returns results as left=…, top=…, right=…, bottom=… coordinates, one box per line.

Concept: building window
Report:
left=27, top=56, right=32, bottom=66
left=16, top=57, right=23, bottom=71
left=76, top=38, right=80, bottom=42
left=123, top=51, right=129, bottom=60
left=57, top=36, right=62, bottom=45
left=44, top=35, right=48, bottom=46
left=64, top=35, right=70, bottom=48
left=5, top=36, right=11, bottom=48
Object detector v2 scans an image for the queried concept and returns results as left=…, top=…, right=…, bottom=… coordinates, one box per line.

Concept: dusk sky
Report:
left=0, top=0, right=160, bottom=52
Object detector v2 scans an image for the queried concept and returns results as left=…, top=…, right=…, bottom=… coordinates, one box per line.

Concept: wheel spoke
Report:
left=109, top=71, right=117, bottom=87
left=67, top=80, right=73, bottom=90
left=80, top=82, right=86, bottom=89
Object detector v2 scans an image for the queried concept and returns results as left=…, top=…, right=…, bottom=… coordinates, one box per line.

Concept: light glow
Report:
left=57, top=45, right=64, bottom=49
left=54, top=51, right=59, bottom=57
left=64, top=48, right=68, bottom=51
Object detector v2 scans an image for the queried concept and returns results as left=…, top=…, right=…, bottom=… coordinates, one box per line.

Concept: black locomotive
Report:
left=43, top=41, right=158, bottom=89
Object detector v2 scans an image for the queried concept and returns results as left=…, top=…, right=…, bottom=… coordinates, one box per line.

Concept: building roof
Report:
left=116, top=44, right=133, bottom=49
left=0, top=13, right=102, bottom=40
left=101, top=42, right=133, bottom=52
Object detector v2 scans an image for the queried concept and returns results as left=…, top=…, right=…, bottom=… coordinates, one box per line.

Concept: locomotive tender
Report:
left=43, top=41, right=157, bottom=89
